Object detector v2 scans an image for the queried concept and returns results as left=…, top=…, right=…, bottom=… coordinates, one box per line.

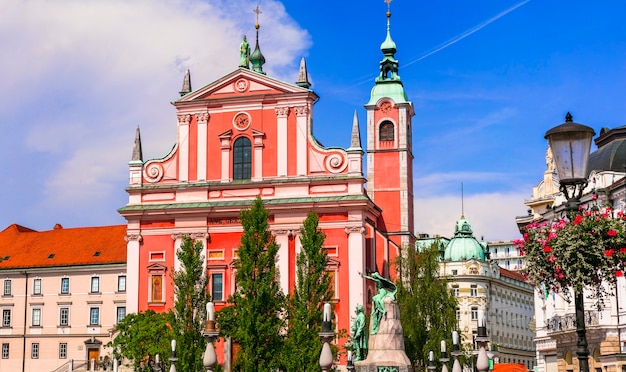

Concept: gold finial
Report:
left=254, top=5, right=262, bottom=29
left=384, top=0, right=392, bottom=17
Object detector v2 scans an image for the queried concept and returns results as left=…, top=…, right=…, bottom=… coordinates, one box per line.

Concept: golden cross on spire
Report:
left=254, top=5, right=262, bottom=27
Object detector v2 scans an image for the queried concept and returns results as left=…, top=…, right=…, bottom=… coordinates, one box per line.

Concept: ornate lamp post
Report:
left=475, top=310, right=489, bottom=372
left=203, top=302, right=219, bottom=371
left=545, top=112, right=595, bottom=372
left=427, top=350, right=436, bottom=372
left=169, top=339, right=178, bottom=372
left=451, top=331, right=462, bottom=372
left=319, top=303, right=334, bottom=372
left=440, top=340, right=450, bottom=372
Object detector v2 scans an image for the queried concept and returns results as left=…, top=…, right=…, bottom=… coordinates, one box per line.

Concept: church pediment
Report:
left=175, top=68, right=313, bottom=103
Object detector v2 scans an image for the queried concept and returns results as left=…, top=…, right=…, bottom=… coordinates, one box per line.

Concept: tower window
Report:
left=379, top=121, right=394, bottom=142
left=233, top=137, right=252, bottom=180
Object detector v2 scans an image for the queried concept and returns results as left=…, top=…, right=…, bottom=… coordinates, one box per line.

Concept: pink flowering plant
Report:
left=516, top=206, right=626, bottom=304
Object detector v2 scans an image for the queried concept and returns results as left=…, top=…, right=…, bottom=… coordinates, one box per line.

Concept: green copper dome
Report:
left=443, top=217, right=486, bottom=262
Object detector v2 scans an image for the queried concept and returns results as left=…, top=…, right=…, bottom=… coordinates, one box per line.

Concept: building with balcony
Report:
left=0, top=223, right=127, bottom=371
left=516, top=122, right=626, bottom=372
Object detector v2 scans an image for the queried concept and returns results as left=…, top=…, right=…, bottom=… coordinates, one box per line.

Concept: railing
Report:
left=545, top=311, right=598, bottom=333
left=51, top=359, right=74, bottom=372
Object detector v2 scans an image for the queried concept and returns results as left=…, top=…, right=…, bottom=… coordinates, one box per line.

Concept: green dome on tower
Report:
left=443, top=217, right=487, bottom=262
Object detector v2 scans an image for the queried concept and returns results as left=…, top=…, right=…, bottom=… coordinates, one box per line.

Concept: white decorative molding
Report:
left=275, top=107, right=289, bottom=117
left=124, top=234, right=143, bottom=243
left=294, top=106, right=308, bottom=116
left=344, top=226, right=365, bottom=235
left=177, top=114, right=192, bottom=125
left=325, top=152, right=348, bottom=173
left=144, top=162, right=164, bottom=183
left=235, top=78, right=249, bottom=92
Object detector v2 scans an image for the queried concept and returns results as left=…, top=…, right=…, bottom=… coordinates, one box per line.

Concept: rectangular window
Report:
left=90, top=308, right=99, bottom=325
left=117, top=276, right=126, bottom=292
left=59, top=343, right=67, bottom=359
left=60, top=278, right=70, bottom=294
left=33, top=279, right=42, bottom=295
left=452, top=285, right=459, bottom=297
left=1, top=343, right=8, bottom=359
left=117, top=307, right=126, bottom=323
left=32, top=309, right=41, bottom=327
left=471, top=307, right=478, bottom=320
left=91, top=277, right=100, bottom=293
left=470, top=284, right=477, bottom=297
left=3, top=280, right=11, bottom=296
left=2, top=309, right=10, bottom=327
left=59, top=308, right=69, bottom=326
left=211, top=273, right=223, bottom=301
left=31, top=343, right=39, bottom=359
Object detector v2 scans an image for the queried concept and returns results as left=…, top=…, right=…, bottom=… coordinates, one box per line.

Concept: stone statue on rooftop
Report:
left=239, top=35, right=250, bottom=68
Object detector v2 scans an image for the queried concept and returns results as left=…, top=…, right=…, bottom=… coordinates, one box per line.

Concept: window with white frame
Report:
left=451, top=285, right=459, bottom=297
left=89, top=307, right=99, bottom=325
left=471, top=307, right=478, bottom=320
left=211, top=273, right=223, bottom=301
left=90, top=277, right=100, bottom=293
left=2, top=309, right=10, bottom=327
left=117, top=275, right=126, bottom=292
left=3, top=280, right=11, bottom=296
left=59, top=343, right=67, bottom=359
left=117, top=307, right=126, bottom=323
left=60, top=277, right=70, bottom=294
left=33, top=279, right=42, bottom=295
left=31, top=308, right=41, bottom=327
left=31, top=343, right=39, bottom=359
left=59, top=307, right=69, bottom=326
left=470, top=284, right=477, bottom=297
left=1, top=343, right=8, bottom=359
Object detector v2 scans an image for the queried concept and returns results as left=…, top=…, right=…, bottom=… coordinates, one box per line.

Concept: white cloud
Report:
left=415, top=192, right=529, bottom=242
left=0, top=0, right=310, bottom=222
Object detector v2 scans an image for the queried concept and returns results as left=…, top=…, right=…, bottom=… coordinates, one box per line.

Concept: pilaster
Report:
left=196, top=112, right=209, bottom=181
left=177, top=114, right=191, bottom=182
left=294, top=105, right=308, bottom=176
left=125, top=233, right=143, bottom=313
left=272, top=229, right=293, bottom=295
left=275, top=107, right=289, bottom=177
left=346, top=225, right=366, bottom=317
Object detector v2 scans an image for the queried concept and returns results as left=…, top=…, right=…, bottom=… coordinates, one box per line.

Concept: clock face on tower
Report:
left=233, top=112, right=250, bottom=130
left=380, top=101, right=393, bottom=114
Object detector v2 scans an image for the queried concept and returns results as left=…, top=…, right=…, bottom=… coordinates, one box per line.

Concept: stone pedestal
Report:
left=355, top=297, right=412, bottom=372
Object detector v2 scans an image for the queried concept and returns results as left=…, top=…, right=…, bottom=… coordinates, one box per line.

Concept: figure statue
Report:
left=546, top=146, right=555, bottom=172
left=351, top=305, right=367, bottom=361
left=239, top=35, right=250, bottom=68
left=362, top=271, right=397, bottom=334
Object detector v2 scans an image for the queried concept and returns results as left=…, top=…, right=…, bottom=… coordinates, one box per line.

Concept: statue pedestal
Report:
left=355, top=297, right=412, bottom=372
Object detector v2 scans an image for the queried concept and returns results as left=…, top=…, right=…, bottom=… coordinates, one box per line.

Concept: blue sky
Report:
left=1, top=0, right=624, bottom=241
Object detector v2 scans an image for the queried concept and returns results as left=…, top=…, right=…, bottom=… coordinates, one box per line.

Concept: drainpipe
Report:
left=22, top=271, right=28, bottom=372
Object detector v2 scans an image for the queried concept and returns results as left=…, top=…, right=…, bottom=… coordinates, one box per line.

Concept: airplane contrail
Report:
left=404, top=0, right=532, bottom=68
left=350, top=0, right=532, bottom=87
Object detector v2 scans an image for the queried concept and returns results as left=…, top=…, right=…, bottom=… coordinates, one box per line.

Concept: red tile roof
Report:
left=0, top=224, right=127, bottom=269
left=499, top=267, right=525, bottom=282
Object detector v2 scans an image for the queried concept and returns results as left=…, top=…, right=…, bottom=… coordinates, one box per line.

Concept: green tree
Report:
left=107, top=310, right=175, bottom=369
left=395, top=241, right=458, bottom=367
left=171, top=235, right=209, bottom=372
left=216, top=196, right=286, bottom=371
left=281, top=211, right=333, bottom=371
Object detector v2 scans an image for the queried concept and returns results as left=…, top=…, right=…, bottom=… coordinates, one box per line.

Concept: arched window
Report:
left=379, top=121, right=394, bottom=142
left=233, top=137, right=251, bottom=180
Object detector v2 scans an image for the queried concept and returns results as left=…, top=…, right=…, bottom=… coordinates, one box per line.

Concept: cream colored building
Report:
left=0, top=224, right=127, bottom=371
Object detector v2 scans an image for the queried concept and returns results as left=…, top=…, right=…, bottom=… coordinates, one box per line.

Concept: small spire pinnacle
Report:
left=296, top=57, right=311, bottom=89
left=565, top=112, right=573, bottom=122
left=350, top=110, right=362, bottom=149
left=179, top=69, right=192, bottom=97
left=249, top=6, right=266, bottom=74
left=131, top=126, right=143, bottom=163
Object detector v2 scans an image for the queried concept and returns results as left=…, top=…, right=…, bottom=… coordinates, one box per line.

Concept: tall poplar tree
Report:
left=281, top=211, right=333, bottom=371
left=171, top=235, right=209, bottom=372
left=395, top=241, right=458, bottom=367
left=216, top=197, right=285, bottom=371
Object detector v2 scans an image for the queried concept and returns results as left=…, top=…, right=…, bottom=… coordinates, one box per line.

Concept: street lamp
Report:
left=544, top=112, right=595, bottom=372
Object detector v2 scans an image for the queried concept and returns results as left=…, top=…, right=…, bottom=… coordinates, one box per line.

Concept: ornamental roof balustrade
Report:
left=545, top=311, right=598, bottom=334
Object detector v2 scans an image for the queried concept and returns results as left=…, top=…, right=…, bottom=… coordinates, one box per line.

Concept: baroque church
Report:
left=118, top=5, right=414, bottom=362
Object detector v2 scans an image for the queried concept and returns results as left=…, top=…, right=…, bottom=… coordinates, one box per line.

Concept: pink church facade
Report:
left=118, top=9, right=415, bottom=360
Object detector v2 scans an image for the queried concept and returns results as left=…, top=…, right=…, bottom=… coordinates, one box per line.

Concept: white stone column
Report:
left=219, top=131, right=232, bottom=182
left=125, top=233, right=142, bottom=313
left=177, top=114, right=191, bottom=182
left=196, top=112, right=209, bottom=181
left=275, top=107, right=289, bottom=177
left=171, top=233, right=183, bottom=273
left=272, top=229, right=292, bottom=295
left=345, top=226, right=366, bottom=315
left=252, top=130, right=264, bottom=181
left=190, top=232, right=210, bottom=274
left=294, top=106, right=308, bottom=176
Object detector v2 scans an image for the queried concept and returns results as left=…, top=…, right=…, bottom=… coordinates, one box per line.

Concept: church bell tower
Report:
left=365, top=1, right=415, bottom=249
